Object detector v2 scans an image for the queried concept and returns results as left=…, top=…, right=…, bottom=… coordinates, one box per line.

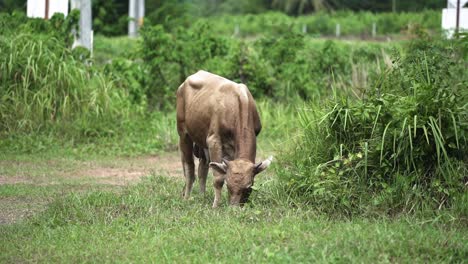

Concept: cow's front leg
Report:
left=179, top=135, right=195, bottom=199
left=207, top=135, right=224, bottom=208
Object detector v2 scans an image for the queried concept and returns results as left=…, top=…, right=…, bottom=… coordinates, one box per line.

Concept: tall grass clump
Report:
left=0, top=13, right=180, bottom=155
left=0, top=35, right=130, bottom=135
left=0, top=12, right=126, bottom=135
left=278, top=37, right=467, bottom=216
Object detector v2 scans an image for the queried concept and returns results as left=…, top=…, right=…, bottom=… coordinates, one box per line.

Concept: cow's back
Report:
left=176, top=71, right=261, bottom=149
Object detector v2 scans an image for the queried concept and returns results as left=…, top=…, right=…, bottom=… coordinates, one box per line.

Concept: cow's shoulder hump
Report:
left=186, top=70, right=223, bottom=89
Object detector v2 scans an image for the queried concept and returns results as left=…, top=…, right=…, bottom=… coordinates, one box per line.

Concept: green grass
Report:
left=93, top=35, right=139, bottom=65
left=1, top=26, right=466, bottom=263
left=0, top=110, right=179, bottom=157
left=0, top=174, right=466, bottom=263
left=199, top=10, right=441, bottom=38
left=0, top=99, right=294, bottom=157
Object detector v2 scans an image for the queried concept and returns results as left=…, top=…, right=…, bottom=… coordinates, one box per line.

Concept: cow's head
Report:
left=210, top=156, right=272, bottom=206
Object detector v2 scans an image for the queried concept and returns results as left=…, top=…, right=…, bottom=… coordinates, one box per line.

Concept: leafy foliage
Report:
left=139, top=22, right=395, bottom=108
left=92, top=0, right=128, bottom=36
left=140, top=22, right=230, bottom=109
left=278, top=38, right=468, bottom=215
left=0, top=12, right=172, bottom=155
left=0, top=11, right=79, bottom=46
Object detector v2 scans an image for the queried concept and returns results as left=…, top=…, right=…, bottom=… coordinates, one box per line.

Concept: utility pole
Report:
left=138, top=0, right=145, bottom=28
left=129, top=0, right=137, bottom=37
left=45, top=0, right=49, bottom=19
left=129, top=0, right=144, bottom=37
left=392, top=0, right=396, bottom=13
left=71, top=0, right=93, bottom=51
left=456, top=0, right=460, bottom=37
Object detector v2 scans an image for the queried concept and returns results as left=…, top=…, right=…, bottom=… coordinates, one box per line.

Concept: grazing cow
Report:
left=176, top=70, right=272, bottom=207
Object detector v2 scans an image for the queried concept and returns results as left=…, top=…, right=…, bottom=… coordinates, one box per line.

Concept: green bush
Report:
left=139, top=23, right=396, bottom=106
left=92, top=0, right=128, bottom=36
left=278, top=38, right=467, bottom=215
left=0, top=12, right=164, bottom=155
left=104, top=58, right=148, bottom=107
left=0, top=34, right=131, bottom=136
left=0, top=11, right=79, bottom=46
left=140, top=22, right=231, bottom=109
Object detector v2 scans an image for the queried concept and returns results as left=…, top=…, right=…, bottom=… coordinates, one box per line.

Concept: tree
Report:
left=0, top=0, right=27, bottom=12
left=271, top=0, right=329, bottom=15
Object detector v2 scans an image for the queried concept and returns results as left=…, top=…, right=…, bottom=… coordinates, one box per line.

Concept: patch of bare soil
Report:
left=0, top=176, right=33, bottom=185
left=0, top=151, right=274, bottom=224
left=75, top=152, right=185, bottom=185
left=0, top=152, right=185, bottom=225
left=0, top=152, right=184, bottom=187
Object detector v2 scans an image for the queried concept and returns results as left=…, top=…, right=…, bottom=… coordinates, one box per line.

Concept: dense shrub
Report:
left=92, top=0, right=128, bottom=36
left=104, top=58, right=148, bottom=107
left=0, top=13, right=141, bottom=144
left=0, top=35, right=132, bottom=137
left=139, top=23, right=396, bottom=107
left=278, top=38, right=467, bottom=215
left=0, top=11, right=79, bottom=46
left=140, top=22, right=231, bottom=109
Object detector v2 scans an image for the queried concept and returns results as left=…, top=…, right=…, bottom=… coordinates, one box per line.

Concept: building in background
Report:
left=27, top=0, right=93, bottom=52
left=442, top=0, right=468, bottom=38
left=27, top=0, right=68, bottom=18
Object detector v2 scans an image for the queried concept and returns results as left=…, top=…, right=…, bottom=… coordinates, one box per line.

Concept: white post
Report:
left=128, top=0, right=145, bottom=37
left=128, top=0, right=137, bottom=37
left=138, top=0, right=145, bottom=29
left=336, top=23, right=340, bottom=38
left=71, top=0, right=93, bottom=52
left=302, top=24, right=307, bottom=34
left=456, top=0, right=460, bottom=37
left=372, top=22, right=376, bottom=38
left=234, top=24, right=240, bottom=36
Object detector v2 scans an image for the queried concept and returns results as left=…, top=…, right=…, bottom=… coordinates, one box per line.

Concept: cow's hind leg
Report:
left=198, top=148, right=209, bottom=194
left=194, top=144, right=209, bottom=194
left=180, top=135, right=195, bottom=199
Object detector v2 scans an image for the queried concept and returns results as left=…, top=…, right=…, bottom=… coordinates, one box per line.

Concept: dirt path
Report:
left=0, top=151, right=274, bottom=224
left=0, top=152, right=186, bottom=225
left=70, top=152, right=185, bottom=185
left=0, top=152, right=185, bottom=186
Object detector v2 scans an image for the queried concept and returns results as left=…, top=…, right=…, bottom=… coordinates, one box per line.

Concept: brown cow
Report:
left=176, top=70, right=272, bottom=207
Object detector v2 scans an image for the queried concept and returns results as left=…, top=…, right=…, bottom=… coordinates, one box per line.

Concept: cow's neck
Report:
left=235, top=130, right=256, bottom=162
left=234, top=84, right=256, bottom=162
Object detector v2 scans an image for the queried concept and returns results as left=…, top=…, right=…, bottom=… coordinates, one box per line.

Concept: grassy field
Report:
left=1, top=153, right=466, bottom=262
left=1, top=121, right=467, bottom=262
left=1, top=12, right=466, bottom=262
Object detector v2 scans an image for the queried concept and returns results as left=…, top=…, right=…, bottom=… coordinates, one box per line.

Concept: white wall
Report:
left=442, top=8, right=468, bottom=38
left=27, top=0, right=69, bottom=18
left=447, top=0, right=468, bottom=8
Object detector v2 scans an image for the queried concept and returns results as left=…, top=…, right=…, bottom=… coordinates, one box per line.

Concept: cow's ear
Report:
left=210, top=161, right=228, bottom=174
left=254, top=156, right=273, bottom=175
